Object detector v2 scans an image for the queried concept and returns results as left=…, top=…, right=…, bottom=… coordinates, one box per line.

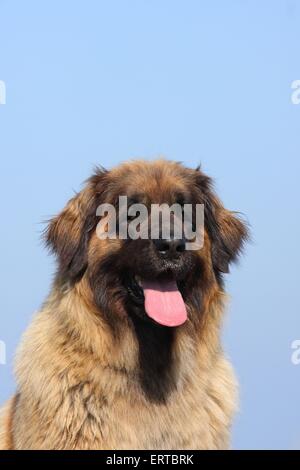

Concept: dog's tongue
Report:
left=141, top=279, right=187, bottom=327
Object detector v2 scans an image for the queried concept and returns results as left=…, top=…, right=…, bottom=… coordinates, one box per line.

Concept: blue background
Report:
left=0, top=0, right=299, bottom=449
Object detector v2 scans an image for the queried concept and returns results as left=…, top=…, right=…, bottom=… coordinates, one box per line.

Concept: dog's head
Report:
left=46, top=160, right=248, bottom=331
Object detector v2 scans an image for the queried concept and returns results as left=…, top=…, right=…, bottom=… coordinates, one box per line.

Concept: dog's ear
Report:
left=194, top=168, right=249, bottom=273
left=207, top=196, right=248, bottom=273
left=45, top=167, right=108, bottom=281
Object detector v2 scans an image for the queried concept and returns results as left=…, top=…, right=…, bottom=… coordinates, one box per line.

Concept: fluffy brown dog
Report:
left=0, top=159, right=248, bottom=449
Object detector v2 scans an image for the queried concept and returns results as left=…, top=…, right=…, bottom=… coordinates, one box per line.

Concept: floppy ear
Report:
left=45, top=168, right=107, bottom=281
left=195, top=168, right=249, bottom=273
left=208, top=197, right=248, bottom=273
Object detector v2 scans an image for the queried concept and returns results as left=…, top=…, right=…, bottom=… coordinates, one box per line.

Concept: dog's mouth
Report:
left=125, top=274, right=187, bottom=327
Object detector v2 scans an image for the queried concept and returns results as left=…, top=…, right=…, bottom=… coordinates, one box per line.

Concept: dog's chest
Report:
left=13, top=357, right=233, bottom=450
left=55, top=382, right=218, bottom=450
left=99, top=395, right=209, bottom=449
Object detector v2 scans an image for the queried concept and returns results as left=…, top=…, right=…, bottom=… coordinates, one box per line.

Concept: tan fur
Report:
left=0, top=283, right=237, bottom=449
left=0, top=396, right=18, bottom=449
left=0, top=160, right=243, bottom=450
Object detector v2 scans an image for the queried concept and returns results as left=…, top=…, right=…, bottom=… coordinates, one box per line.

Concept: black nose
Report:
left=153, top=238, right=186, bottom=255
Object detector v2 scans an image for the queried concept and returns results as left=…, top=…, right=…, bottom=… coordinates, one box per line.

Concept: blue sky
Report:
left=0, top=0, right=300, bottom=449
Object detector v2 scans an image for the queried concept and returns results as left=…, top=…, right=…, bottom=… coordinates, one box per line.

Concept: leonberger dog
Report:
left=0, top=159, right=248, bottom=450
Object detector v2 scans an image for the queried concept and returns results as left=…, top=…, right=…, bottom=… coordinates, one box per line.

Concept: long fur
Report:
left=0, top=159, right=247, bottom=449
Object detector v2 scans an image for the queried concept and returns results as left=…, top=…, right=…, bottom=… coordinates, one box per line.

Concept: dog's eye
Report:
left=175, top=193, right=189, bottom=209
left=127, top=196, right=143, bottom=222
left=127, top=212, right=138, bottom=221
left=176, top=199, right=187, bottom=213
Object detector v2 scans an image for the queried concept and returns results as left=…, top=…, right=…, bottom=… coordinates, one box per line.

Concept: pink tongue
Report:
left=141, top=279, right=187, bottom=327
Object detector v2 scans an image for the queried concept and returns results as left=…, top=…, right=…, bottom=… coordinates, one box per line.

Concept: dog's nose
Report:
left=153, top=238, right=186, bottom=255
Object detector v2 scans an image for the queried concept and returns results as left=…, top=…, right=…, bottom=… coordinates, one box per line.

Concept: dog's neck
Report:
left=48, top=276, right=223, bottom=403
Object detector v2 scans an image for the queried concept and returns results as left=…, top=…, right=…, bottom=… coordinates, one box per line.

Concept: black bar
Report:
left=0, top=450, right=298, bottom=466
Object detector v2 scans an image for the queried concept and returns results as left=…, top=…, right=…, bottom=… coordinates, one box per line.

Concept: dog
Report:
left=0, top=159, right=248, bottom=449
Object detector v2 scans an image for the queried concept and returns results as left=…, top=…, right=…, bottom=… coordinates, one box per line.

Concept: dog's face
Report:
left=46, top=160, right=248, bottom=331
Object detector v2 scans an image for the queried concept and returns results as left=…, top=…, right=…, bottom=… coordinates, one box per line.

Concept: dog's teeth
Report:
left=135, top=276, right=142, bottom=287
